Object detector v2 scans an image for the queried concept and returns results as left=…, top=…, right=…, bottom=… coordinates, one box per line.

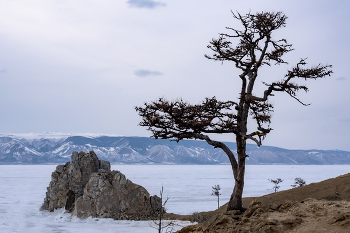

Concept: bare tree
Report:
left=291, top=177, right=306, bottom=187
left=211, top=185, right=221, bottom=209
left=135, top=11, right=332, bottom=211
left=269, top=178, right=283, bottom=193
left=150, top=185, right=176, bottom=233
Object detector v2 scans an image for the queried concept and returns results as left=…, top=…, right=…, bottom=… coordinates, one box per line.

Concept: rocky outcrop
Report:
left=40, top=150, right=161, bottom=220
left=73, top=169, right=161, bottom=220
left=178, top=199, right=350, bottom=233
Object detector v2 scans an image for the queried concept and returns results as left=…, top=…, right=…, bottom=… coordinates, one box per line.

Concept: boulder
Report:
left=40, top=150, right=161, bottom=220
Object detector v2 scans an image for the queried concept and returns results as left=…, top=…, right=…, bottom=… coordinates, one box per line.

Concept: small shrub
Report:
left=291, top=177, right=306, bottom=187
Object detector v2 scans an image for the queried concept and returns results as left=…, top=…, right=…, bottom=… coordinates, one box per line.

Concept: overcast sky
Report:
left=0, top=0, right=349, bottom=151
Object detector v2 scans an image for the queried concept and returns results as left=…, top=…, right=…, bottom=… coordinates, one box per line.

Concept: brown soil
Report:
left=174, top=172, right=350, bottom=232
left=164, top=213, right=192, bottom=221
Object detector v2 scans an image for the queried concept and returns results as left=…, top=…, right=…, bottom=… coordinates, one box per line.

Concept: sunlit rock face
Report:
left=40, top=150, right=161, bottom=220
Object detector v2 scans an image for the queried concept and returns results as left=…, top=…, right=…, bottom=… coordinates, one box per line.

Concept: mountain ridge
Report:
left=0, top=134, right=349, bottom=165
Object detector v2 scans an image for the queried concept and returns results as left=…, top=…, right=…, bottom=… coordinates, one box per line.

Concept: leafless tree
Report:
left=211, top=185, right=221, bottom=209
left=136, top=11, right=332, bottom=211
left=291, top=177, right=306, bottom=187
left=150, top=185, right=176, bottom=233
left=269, top=178, right=283, bottom=193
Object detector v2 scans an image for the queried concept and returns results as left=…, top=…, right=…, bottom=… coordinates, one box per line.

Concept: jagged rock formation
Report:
left=40, top=150, right=161, bottom=220
left=73, top=169, right=161, bottom=219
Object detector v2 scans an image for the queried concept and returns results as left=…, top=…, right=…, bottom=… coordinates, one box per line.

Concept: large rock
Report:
left=40, top=150, right=161, bottom=220
left=73, top=169, right=161, bottom=220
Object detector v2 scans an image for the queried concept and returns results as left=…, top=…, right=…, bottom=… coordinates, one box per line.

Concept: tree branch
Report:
left=135, top=97, right=239, bottom=142
left=246, top=59, right=332, bottom=105
left=192, top=133, right=238, bottom=179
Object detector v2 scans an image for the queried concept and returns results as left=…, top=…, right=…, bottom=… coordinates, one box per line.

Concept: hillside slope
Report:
left=178, top=173, right=350, bottom=232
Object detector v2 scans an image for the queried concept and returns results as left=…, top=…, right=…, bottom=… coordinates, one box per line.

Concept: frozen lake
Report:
left=1, top=165, right=349, bottom=232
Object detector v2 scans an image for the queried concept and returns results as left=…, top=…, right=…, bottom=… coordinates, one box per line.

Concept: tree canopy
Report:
left=136, top=11, right=332, bottom=211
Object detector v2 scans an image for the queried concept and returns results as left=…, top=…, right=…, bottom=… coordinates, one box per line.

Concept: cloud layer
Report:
left=134, top=69, right=163, bottom=77
left=127, top=0, right=166, bottom=9
left=336, top=77, right=347, bottom=81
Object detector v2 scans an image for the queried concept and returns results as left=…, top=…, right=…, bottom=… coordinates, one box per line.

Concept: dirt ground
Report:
left=173, top=172, right=350, bottom=232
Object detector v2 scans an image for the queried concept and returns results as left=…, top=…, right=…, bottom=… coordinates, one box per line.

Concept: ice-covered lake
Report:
left=1, top=165, right=349, bottom=232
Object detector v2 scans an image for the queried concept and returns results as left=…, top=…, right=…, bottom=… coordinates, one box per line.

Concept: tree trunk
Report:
left=227, top=137, right=246, bottom=211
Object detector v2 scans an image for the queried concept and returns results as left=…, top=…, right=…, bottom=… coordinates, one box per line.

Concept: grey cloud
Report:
left=336, top=77, right=347, bottom=81
left=127, top=0, right=166, bottom=9
left=0, top=69, right=7, bottom=73
left=338, top=118, right=350, bottom=122
left=134, top=69, right=163, bottom=77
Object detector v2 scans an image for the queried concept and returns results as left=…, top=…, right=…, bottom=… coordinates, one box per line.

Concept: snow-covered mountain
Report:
left=0, top=134, right=350, bottom=165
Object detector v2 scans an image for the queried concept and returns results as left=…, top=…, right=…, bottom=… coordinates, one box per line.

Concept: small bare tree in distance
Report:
left=136, top=11, right=332, bottom=211
left=269, top=178, right=283, bottom=193
left=291, top=177, right=306, bottom=187
left=150, top=186, right=175, bottom=233
left=211, top=185, right=221, bottom=209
